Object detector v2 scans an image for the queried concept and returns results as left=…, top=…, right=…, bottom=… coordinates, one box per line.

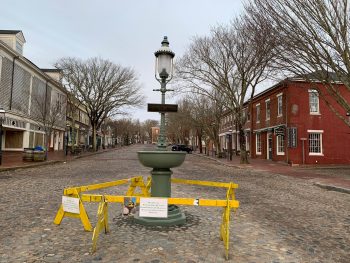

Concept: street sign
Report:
left=147, top=103, right=178, bottom=112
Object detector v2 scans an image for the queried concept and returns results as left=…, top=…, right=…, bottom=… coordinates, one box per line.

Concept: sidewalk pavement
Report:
left=195, top=151, right=350, bottom=194
left=0, top=147, right=119, bottom=172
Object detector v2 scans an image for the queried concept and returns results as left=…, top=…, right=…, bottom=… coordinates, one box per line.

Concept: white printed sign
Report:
left=139, top=197, right=168, bottom=218
left=62, top=196, right=80, bottom=214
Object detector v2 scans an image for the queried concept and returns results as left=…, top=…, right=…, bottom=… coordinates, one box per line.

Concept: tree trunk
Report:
left=45, top=132, right=49, bottom=161
left=214, top=138, right=221, bottom=157
left=92, top=124, right=97, bottom=152
left=198, top=133, right=203, bottom=154
left=239, top=125, right=249, bottom=164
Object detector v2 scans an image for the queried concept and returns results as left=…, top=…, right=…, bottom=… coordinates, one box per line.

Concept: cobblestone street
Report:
left=0, top=144, right=349, bottom=263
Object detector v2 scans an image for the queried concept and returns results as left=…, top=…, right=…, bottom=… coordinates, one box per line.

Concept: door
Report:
left=268, top=133, right=273, bottom=160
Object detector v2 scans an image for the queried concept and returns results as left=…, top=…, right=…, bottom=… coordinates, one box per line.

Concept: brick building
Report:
left=220, top=78, right=350, bottom=165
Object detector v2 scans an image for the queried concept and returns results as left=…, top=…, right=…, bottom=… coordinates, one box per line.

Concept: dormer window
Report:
left=16, top=41, right=23, bottom=55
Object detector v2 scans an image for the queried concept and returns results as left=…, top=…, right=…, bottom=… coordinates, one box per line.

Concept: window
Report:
left=276, top=135, right=285, bottom=155
left=277, top=94, right=283, bottom=116
left=247, top=108, right=250, bottom=122
left=245, top=133, right=250, bottom=151
left=16, top=41, right=23, bottom=54
left=256, top=104, right=260, bottom=123
left=256, top=133, right=261, bottom=155
left=309, top=89, right=320, bottom=114
left=265, top=99, right=270, bottom=120
left=308, top=131, right=323, bottom=155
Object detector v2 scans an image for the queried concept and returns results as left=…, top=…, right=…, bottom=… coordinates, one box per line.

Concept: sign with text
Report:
left=62, top=196, right=80, bottom=214
left=139, top=197, right=168, bottom=218
left=274, top=127, right=285, bottom=136
left=288, top=127, right=298, bottom=148
left=148, top=104, right=178, bottom=112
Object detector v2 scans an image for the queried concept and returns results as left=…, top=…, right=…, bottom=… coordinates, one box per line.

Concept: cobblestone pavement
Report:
left=0, top=144, right=349, bottom=263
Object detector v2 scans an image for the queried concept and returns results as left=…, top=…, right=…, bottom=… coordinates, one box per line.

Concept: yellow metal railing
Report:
left=53, top=176, right=239, bottom=260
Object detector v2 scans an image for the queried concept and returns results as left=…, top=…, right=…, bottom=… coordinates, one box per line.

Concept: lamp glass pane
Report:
left=157, top=53, right=172, bottom=75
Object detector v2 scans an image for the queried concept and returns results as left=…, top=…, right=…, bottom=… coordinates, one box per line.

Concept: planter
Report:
left=23, top=148, right=34, bottom=161
left=33, top=150, right=45, bottom=161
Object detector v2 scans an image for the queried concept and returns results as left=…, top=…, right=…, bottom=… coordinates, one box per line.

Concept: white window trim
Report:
left=265, top=99, right=271, bottom=120
left=308, top=89, right=320, bottom=115
left=256, top=133, right=261, bottom=155
left=276, top=135, right=285, bottom=156
left=307, top=130, right=324, bottom=156
left=256, top=103, right=261, bottom=123
left=307, top=130, right=324, bottom=133
left=277, top=94, right=283, bottom=117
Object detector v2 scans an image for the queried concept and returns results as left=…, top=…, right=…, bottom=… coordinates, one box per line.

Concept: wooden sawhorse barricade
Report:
left=53, top=176, right=239, bottom=260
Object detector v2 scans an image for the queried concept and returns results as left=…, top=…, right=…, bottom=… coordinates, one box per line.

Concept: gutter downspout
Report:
left=9, top=56, right=19, bottom=110
left=285, top=83, right=289, bottom=164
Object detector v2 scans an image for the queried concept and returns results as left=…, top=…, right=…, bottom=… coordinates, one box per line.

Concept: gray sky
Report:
left=1, top=0, right=244, bottom=121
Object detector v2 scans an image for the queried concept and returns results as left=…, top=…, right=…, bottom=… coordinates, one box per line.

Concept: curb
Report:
left=194, top=152, right=350, bottom=195
left=193, top=152, right=246, bottom=169
left=0, top=147, right=121, bottom=173
left=313, top=183, right=350, bottom=194
left=0, top=160, right=62, bottom=173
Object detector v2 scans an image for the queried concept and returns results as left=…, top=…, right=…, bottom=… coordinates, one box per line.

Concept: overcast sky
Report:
left=1, top=0, right=244, bottom=121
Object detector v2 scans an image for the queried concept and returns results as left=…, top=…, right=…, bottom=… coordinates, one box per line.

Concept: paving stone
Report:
left=0, top=145, right=349, bottom=262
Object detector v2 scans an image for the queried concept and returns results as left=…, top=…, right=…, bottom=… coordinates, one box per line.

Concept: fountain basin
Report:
left=137, top=151, right=186, bottom=169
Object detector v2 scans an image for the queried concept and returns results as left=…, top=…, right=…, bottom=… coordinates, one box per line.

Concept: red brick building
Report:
left=220, top=78, right=350, bottom=165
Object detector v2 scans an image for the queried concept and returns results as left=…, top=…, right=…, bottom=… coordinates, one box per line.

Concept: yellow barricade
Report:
left=53, top=176, right=239, bottom=260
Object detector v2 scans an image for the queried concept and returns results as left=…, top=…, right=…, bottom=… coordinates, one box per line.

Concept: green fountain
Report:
left=134, top=36, right=186, bottom=226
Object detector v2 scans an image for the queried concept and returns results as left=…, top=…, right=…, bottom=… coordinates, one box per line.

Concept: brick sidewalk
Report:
left=195, top=151, right=350, bottom=194
left=0, top=147, right=120, bottom=171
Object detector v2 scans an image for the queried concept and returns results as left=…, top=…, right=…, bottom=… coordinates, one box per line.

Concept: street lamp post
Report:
left=154, top=36, right=175, bottom=150
left=135, top=37, right=186, bottom=226
left=0, top=108, right=6, bottom=166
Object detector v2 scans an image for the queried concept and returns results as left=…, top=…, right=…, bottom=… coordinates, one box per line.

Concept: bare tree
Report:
left=252, top=0, right=350, bottom=127
left=188, top=92, right=225, bottom=156
left=166, top=98, right=193, bottom=145
left=176, top=12, right=275, bottom=163
left=55, top=57, right=144, bottom=151
left=31, top=87, right=66, bottom=159
left=141, top=119, right=159, bottom=143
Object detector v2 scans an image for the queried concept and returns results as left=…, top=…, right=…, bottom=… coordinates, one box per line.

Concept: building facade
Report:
left=0, top=30, right=67, bottom=152
left=219, top=79, right=350, bottom=165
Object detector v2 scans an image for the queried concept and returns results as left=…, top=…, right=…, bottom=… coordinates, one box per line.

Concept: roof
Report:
left=0, top=30, right=26, bottom=42
left=0, top=40, right=66, bottom=93
left=0, top=30, right=21, bottom=34
left=291, top=71, right=342, bottom=82
left=41, top=68, right=62, bottom=73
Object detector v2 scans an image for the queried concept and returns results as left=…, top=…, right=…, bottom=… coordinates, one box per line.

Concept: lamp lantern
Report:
left=155, top=36, right=175, bottom=82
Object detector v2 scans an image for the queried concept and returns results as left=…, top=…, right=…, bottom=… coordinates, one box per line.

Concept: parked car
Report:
left=171, top=144, right=193, bottom=153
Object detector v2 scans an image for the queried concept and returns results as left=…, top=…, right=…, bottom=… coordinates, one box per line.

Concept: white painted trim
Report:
left=309, top=153, right=324, bottom=156
left=255, top=133, right=262, bottom=155
left=266, top=133, right=270, bottom=159
left=276, top=92, right=283, bottom=97
left=276, top=135, right=285, bottom=156
left=307, top=130, right=324, bottom=133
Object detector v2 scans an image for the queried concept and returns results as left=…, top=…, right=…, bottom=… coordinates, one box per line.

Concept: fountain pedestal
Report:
left=134, top=151, right=186, bottom=226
